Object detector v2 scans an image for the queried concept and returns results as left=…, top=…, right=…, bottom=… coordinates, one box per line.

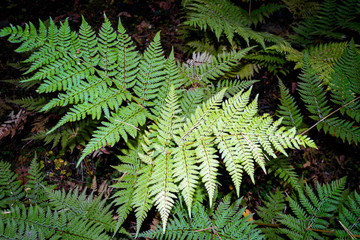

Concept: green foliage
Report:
left=0, top=156, right=122, bottom=240
left=257, top=178, right=348, bottom=240
left=0, top=161, right=25, bottom=208
left=113, top=86, right=315, bottom=234
left=26, top=119, right=98, bottom=153
left=276, top=42, right=360, bottom=144
left=183, top=0, right=285, bottom=48
left=291, top=0, right=360, bottom=46
left=139, top=193, right=264, bottom=239
left=276, top=79, right=303, bottom=130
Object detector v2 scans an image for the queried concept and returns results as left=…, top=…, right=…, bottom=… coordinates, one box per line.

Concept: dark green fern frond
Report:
left=139, top=193, right=264, bottom=239
left=0, top=161, right=25, bottom=208
left=0, top=204, right=112, bottom=240
left=329, top=41, right=360, bottom=121
left=299, top=54, right=360, bottom=144
left=277, top=177, right=346, bottom=240
left=184, top=0, right=285, bottom=48
left=256, top=190, right=286, bottom=239
left=276, top=79, right=303, bottom=130
left=335, top=188, right=360, bottom=238
left=10, top=96, right=48, bottom=112
left=291, top=0, right=360, bottom=46
left=46, top=187, right=115, bottom=233
left=26, top=154, right=49, bottom=206
left=267, top=156, right=301, bottom=190
left=212, top=79, right=259, bottom=98
left=26, top=119, right=96, bottom=153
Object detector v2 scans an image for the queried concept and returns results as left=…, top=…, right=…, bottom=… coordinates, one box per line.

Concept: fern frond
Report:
left=0, top=161, right=25, bottom=208
left=336, top=188, right=360, bottom=238
left=180, top=88, right=206, bottom=117
left=114, top=18, right=140, bottom=89
left=278, top=178, right=346, bottom=240
left=139, top=193, right=264, bottom=239
left=134, top=31, right=166, bottom=107
left=112, top=141, right=143, bottom=233
left=276, top=79, right=303, bottom=129
left=184, top=0, right=284, bottom=48
left=26, top=119, right=96, bottom=153
left=153, top=49, right=184, bottom=116
left=0, top=204, right=112, bottom=239
left=183, top=48, right=254, bottom=85
left=78, top=103, right=148, bottom=165
left=97, top=15, right=118, bottom=75
left=212, top=79, right=258, bottom=98
left=267, top=156, right=301, bottom=190
left=46, top=187, right=115, bottom=232
left=10, top=96, right=48, bottom=112
left=299, top=54, right=360, bottom=144
left=26, top=153, right=49, bottom=206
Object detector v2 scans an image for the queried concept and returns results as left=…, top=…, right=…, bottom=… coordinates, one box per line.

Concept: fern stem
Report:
left=301, top=96, right=360, bottom=136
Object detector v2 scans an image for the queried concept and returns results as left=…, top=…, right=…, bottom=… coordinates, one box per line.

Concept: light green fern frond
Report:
left=112, top=141, right=144, bottom=233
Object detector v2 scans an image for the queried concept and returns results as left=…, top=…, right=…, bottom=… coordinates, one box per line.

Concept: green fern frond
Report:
left=180, top=88, right=206, bottom=117
left=267, top=156, right=301, bottom=190
left=26, top=119, right=96, bottom=153
left=278, top=177, right=346, bottom=240
left=0, top=204, right=112, bottom=240
left=46, top=187, right=115, bottom=232
left=78, top=103, right=149, bottom=165
left=212, top=79, right=259, bottom=98
left=184, top=0, right=284, bottom=48
left=291, top=0, right=360, bottom=46
left=299, top=54, right=360, bottom=144
left=134, top=31, right=166, bottom=108
left=10, top=96, right=48, bottom=112
left=26, top=153, right=49, bottom=206
left=276, top=79, right=303, bottom=129
left=0, top=161, right=25, bottom=208
left=336, top=188, right=360, bottom=238
left=183, top=48, right=254, bottom=85
left=139, top=193, right=264, bottom=239
left=112, top=141, right=144, bottom=233
left=257, top=190, right=286, bottom=239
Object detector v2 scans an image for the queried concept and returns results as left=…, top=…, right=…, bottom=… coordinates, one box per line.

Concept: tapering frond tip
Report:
left=154, top=31, right=161, bottom=41
left=117, top=17, right=126, bottom=33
